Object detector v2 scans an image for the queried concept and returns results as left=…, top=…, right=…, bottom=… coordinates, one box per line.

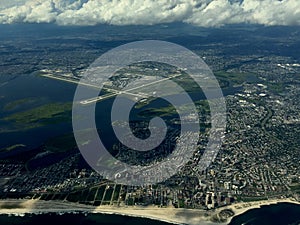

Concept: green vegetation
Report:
left=112, top=185, right=121, bottom=201
left=3, top=102, right=72, bottom=130
left=261, top=106, right=273, bottom=130
left=139, top=105, right=177, bottom=118
left=43, top=133, right=77, bottom=153
left=129, top=69, right=249, bottom=110
left=214, top=70, right=256, bottom=85
left=178, top=199, right=185, bottom=208
left=211, top=209, right=234, bottom=223
left=239, top=196, right=269, bottom=202
left=95, top=185, right=106, bottom=201
left=127, top=198, right=134, bottom=206
left=3, top=98, right=40, bottom=111
left=172, top=74, right=201, bottom=92
left=0, top=202, right=26, bottom=209
left=0, top=144, right=26, bottom=153
left=103, top=187, right=114, bottom=201
left=211, top=214, right=227, bottom=223
left=86, top=188, right=97, bottom=202
left=138, top=100, right=210, bottom=118
left=66, top=192, right=83, bottom=203
left=267, top=82, right=285, bottom=94
left=290, top=184, right=300, bottom=193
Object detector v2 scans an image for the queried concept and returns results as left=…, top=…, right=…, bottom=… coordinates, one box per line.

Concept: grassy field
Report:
left=267, top=82, right=285, bottom=93
left=3, top=102, right=72, bottom=130
left=214, top=70, right=257, bottom=86
left=3, top=97, right=41, bottom=111
left=138, top=99, right=210, bottom=118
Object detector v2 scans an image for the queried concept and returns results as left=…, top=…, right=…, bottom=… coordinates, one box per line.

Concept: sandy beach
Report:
left=0, top=198, right=299, bottom=225
left=217, top=198, right=300, bottom=224
left=0, top=199, right=220, bottom=225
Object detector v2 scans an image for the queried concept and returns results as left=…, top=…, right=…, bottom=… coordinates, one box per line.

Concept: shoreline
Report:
left=0, top=198, right=299, bottom=225
left=0, top=199, right=219, bottom=225
left=218, top=198, right=300, bottom=224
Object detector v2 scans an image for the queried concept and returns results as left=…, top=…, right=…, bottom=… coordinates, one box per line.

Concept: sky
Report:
left=0, top=0, right=299, bottom=27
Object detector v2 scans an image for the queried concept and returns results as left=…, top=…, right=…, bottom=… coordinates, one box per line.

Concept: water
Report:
left=1, top=202, right=300, bottom=225
left=0, top=73, right=240, bottom=153
left=0, top=73, right=76, bottom=150
left=229, top=203, right=300, bottom=225
left=0, top=212, right=175, bottom=225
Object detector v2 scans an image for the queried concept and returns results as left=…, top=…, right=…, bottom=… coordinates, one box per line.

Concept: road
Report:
left=40, top=72, right=181, bottom=105
left=79, top=73, right=181, bottom=105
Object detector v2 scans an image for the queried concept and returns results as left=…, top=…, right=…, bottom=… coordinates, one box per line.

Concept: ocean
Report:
left=0, top=212, right=175, bottom=225
left=229, top=202, right=300, bottom=225
left=1, top=203, right=300, bottom=225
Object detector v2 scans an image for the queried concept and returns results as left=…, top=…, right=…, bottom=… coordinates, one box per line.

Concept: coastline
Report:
left=218, top=198, right=300, bottom=224
left=0, top=199, right=220, bottom=225
left=0, top=198, right=299, bottom=225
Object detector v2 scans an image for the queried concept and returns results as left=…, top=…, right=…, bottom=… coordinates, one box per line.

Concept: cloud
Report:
left=0, top=0, right=299, bottom=27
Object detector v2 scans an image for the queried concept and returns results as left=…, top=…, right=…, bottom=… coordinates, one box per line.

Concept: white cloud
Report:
left=24, top=1, right=57, bottom=23
left=241, top=0, right=300, bottom=26
left=0, top=0, right=299, bottom=27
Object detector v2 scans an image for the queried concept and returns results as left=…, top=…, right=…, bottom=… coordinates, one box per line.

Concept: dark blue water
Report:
left=0, top=73, right=76, bottom=150
left=229, top=203, right=300, bottom=225
left=0, top=212, right=175, bottom=225
left=0, top=73, right=240, bottom=152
